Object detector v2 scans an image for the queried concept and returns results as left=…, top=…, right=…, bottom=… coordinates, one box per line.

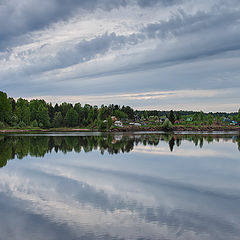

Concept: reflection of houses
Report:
left=114, top=135, right=123, bottom=141
left=129, top=122, right=141, bottom=126
left=112, top=135, right=123, bottom=144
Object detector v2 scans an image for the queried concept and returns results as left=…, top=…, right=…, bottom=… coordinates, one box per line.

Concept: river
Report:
left=0, top=132, right=239, bottom=240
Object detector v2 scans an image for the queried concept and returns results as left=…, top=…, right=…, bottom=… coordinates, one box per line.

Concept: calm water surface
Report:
left=0, top=132, right=240, bottom=240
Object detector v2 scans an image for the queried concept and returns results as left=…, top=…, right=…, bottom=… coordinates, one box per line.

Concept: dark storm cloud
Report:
left=137, top=0, right=182, bottom=7
left=1, top=0, right=240, bottom=111
left=142, top=8, right=240, bottom=39
left=21, top=32, right=145, bottom=75
left=56, top=7, right=240, bottom=76
left=0, top=0, right=186, bottom=51
left=59, top=32, right=144, bottom=65
left=37, top=7, right=240, bottom=80
left=0, top=0, right=127, bottom=50
left=4, top=4, right=240, bottom=85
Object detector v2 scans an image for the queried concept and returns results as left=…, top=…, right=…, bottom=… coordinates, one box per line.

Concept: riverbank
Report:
left=0, top=125, right=240, bottom=134
left=110, top=125, right=240, bottom=132
left=0, top=128, right=90, bottom=133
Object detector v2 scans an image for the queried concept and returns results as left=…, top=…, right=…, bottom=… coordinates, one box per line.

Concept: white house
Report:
left=114, top=121, right=123, bottom=127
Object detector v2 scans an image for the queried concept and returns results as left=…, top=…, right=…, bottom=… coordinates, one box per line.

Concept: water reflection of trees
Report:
left=0, top=134, right=239, bottom=168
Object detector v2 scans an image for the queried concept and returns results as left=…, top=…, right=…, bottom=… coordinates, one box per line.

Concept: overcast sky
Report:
left=0, top=0, right=240, bottom=112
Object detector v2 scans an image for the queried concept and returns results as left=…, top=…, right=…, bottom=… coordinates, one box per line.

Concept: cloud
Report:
left=52, top=32, right=144, bottom=70
left=0, top=0, right=128, bottom=50
left=0, top=0, right=240, bottom=111
left=137, top=0, right=182, bottom=7
left=0, top=0, right=182, bottom=50
left=6, top=4, right=240, bottom=81
left=26, top=89, right=228, bottom=102
left=142, top=7, right=240, bottom=38
left=1, top=144, right=240, bottom=240
left=24, top=88, right=240, bottom=112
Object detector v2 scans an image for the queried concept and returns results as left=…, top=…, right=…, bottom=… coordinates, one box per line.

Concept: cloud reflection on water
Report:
left=0, top=133, right=240, bottom=240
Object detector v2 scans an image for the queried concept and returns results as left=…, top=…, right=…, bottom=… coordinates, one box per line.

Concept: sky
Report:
left=0, top=0, right=240, bottom=112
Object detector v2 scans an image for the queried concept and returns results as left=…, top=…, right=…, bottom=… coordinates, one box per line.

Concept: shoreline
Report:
left=0, top=125, right=239, bottom=134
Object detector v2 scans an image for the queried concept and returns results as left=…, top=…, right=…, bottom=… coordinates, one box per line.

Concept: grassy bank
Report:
left=0, top=124, right=240, bottom=134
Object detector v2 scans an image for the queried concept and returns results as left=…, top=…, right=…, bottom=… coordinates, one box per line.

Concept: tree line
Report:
left=0, top=90, right=239, bottom=129
left=0, top=91, right=134, bottom=128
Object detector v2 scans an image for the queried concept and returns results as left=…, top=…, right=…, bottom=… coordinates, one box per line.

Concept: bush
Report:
left=18, top=121, right=26, bottom=128
left=107, top=116, right=113, bottom=129
left=9, top=115, right=18, bottom=126
left=162, top=119, right=173, bottom=130
left=0, top=121, right=5, bottom=129
left=97, top=119, right=105, bottom=129
left=31, top=120, right=38, bottom=127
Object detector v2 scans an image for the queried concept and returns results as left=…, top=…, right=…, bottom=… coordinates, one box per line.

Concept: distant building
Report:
left=114, top=121, right=123, bottom=127
left=134, top=114, right=140, bottom=121
left=111, top=116, right=118, bottom=122
left=186, top=117, right=193, bottom=122
left=230, top=121, right=238, bottom=125
left=222, top=117, right=231, bottom=123
left=159, top=118, right=167, bottom=123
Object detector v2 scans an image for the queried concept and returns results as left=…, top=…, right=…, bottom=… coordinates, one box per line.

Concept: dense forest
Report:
left=0, top=90, right=239, bottom=129
left=0, top=91, right=134, bottom=129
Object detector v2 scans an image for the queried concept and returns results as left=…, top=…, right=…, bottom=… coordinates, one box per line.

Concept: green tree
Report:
left=199, top=111, right=205, bottom=121
left=59, top=102, right=73, bottom=118
left=107, top=116, right=113, bottom=129
left=74, top=103, right=86, bottom=126
left=163, top=119, right=173, bottom=130
left=208, top=114, right=213, bottom=125
left=176, top=112, right=181, bottom=120
left=31, top=120, right=38, bottom=127
left=97, top=119, right=105, bottom=129
left=114, top=110, right=128, bottom=119
left=16, top=98, right=30, bottom=126
left=87, top=108, right=95, bottom=124
left=237, top=109, right=240, bottom=123
left=0, top=91, right=12, bottom=123
left=30, top=99, right=47, bottom=122
left=143, top=111, right=148, bottom=120
left=65, top=108, right=78, bottom=127
left=53, top=112, right=63, bottom=128
left=98, top=106, right=107, bottom=121
left=122, top=106, right=134, bottom=119
left=193, top=112, right=199, bottom=121
left=169, top=110, right=175, bottom=124
left=37, top=104, right=50, bottom=128
left=47, top=103, right=55, bottom=124
left=0, top=121, right=4, bottom=129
